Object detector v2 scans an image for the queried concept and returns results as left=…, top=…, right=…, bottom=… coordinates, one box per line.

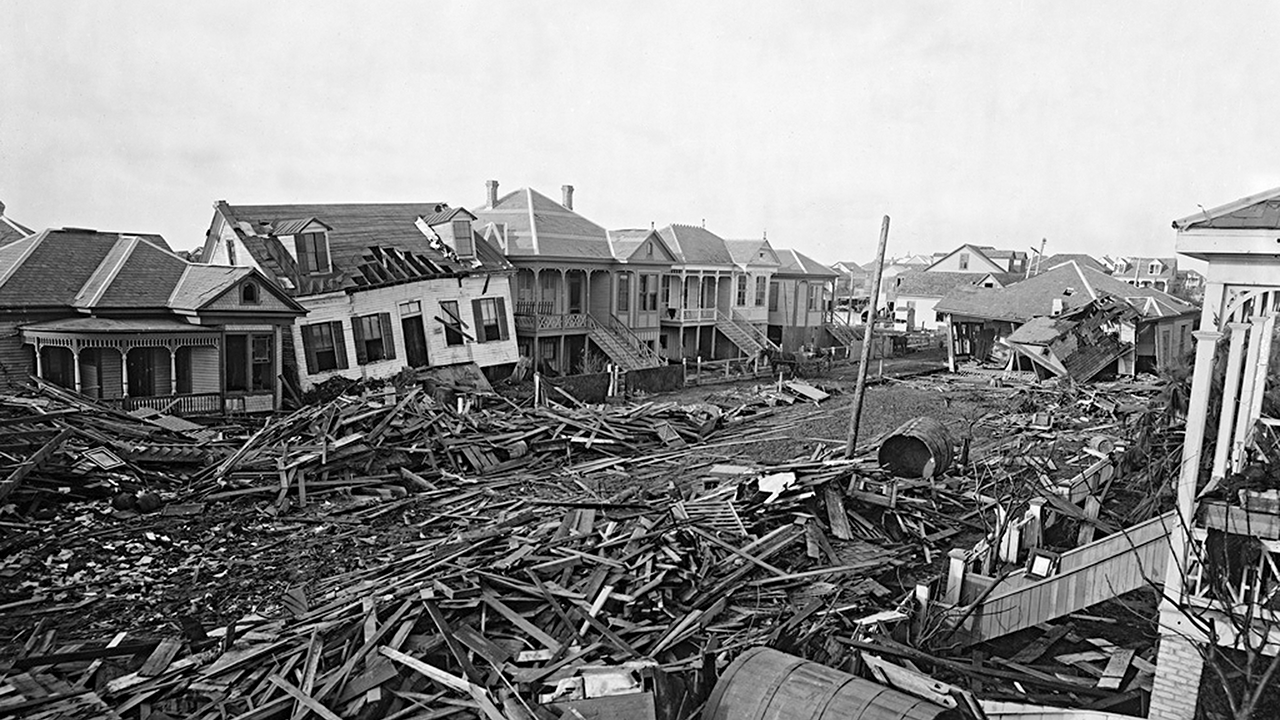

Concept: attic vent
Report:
left=1064, top=287, right=1075, bottom=296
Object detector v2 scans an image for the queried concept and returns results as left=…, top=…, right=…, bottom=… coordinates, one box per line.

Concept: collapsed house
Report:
left=935, top=260, right=1197, bottom=376
left=1003, top=297, right=1138, bottom=382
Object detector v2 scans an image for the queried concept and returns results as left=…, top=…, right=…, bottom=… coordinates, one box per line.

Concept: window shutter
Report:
left=496, top=298, right=509, bottom=340
left=379, top=313, right=396, bottom=360
left=302, top=326, right=318, bottom=374
left=352, top=316, right=368, bottom=365
left=472, top=299, right=485, bottom=343
left=316, top=234, right=330, bottom=272
left=332, top=321, right=349, bottom=369
left=296, top=235, right=312, bottom=274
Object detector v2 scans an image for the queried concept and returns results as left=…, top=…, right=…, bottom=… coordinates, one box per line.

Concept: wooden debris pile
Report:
left=0, top=457, right=914, bottom=719
left=0, top=383, right=224, bottom=519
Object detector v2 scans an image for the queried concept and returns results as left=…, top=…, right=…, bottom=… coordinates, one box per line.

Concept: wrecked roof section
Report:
left=937, top=261, right=1195, bottom=322
left=1006, top=298, right=1136, bottom=380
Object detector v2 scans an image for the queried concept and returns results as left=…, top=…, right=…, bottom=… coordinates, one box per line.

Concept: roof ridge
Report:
left=526, top=188, right=540, bottom=256
left=74, top=235, right=138, bottom=309
left=166, top=264, right=195, bottom=308
left=0, top=232, right=45, bottom=289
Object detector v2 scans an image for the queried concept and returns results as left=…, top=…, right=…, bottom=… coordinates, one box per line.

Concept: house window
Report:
left=1179, top=324, right=1188, bottom=354
left=617, top=273, right=631, bottom=313
left=639, top=274, right=659, bottom=311
left=755, top=276, right=767, bottom=306
left=646, top=243, right=654, bottom=259
left=295, top=232, right=331, bottom=275
left=400, top=300, right=421, bottom=316
left=241, top=282, right=259, bottom=305
left=451, top=220, right=474, bottom=257
left=440, top=301, right=466, bottom=346
left=1148, top=261, right=1160, bottom=275
left=353, top=313, right=396, bottom=365
left=959, top=253, right=970, bottom=270
left=301, top=321, right=348, bottom=373
left=736, top=276, right=747, bottom=306
left=224, top=333, right=274, bottom=392
left=472, top=298, right=509, bottom=343
left=769, top=282, right=779, bottom=311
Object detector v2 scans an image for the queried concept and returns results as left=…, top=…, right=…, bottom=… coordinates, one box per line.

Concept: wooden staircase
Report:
left=715, top=310, right=779, bottom=357
left=586, top=315, right=662, bottom=371
left=825, top=316, right=861, bottom=351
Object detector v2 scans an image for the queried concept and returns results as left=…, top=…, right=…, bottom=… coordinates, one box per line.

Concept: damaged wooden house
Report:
left=201, top=201, right=519, bottom=394
left=0, top=227, right=304, bottom=413
left=935, top=259, right=1197, bottom=377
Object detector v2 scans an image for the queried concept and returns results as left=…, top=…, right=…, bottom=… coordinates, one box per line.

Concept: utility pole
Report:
left=846, top=215, right=891, bottom=458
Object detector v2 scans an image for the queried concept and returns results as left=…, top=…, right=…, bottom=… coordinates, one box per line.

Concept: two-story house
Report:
left=3, top=228, right=303, bottom=414
left=1104, top=255, right=1178, bottom=292
left=201, top=201, right=519, bottom=392
left=472, top=183, right=671, bottom=373
left=768, top=248, right=839, bottom=352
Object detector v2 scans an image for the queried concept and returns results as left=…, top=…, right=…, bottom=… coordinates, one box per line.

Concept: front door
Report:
left=127, top=347, right=160, bottom=397
left=402, top=315, right=429, bottom=368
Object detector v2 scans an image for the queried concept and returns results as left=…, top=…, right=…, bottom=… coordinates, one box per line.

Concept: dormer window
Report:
left=240, top=281, right=260, bottom=305
left=1148, top=261, right=1161, bottom=275
left=295, top=232, right=331, bottom=275
left=451, top=220, right=474, bottom=258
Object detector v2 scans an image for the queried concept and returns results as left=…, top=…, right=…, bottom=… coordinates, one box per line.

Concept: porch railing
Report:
left=662, top=307, right=717, bottom=323
left=105, top=392, right=223, bottom=415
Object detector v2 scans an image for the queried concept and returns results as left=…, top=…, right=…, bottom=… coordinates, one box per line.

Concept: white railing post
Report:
left=944, top=548, right=967, bottom=604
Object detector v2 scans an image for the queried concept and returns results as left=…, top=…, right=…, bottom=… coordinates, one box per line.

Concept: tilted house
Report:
left=936, top=260, right=1197, bottom=374
left=202, top=201, right=519, bottom=392
left=890, top=270, right=1017, bottom=332
left=472, top=183, right=673, bottom=373
left=1, top=228, right=303, bottom=414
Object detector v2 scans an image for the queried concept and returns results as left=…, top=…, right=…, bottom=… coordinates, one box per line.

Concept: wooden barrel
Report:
left=878, top=417, right=955, bottom=478
left=703, top=648, right=961, bottom=720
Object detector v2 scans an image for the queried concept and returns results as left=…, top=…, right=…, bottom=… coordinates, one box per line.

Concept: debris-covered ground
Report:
left=0, top=355, right=1186, bottom=719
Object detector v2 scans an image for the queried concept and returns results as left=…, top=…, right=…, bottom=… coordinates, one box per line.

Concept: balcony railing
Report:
left=104, top=392, right=223, bottom=416
left=662, top=307, right=717, bottom=323
left=513, top=312, right=590, bottom=332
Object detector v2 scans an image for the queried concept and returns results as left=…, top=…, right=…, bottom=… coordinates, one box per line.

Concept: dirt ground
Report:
left=1, top=349, right=1002, bottom=651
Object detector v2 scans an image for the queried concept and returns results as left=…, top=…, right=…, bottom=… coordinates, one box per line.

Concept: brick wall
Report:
left=1149, top=631, right=1204, bottom=720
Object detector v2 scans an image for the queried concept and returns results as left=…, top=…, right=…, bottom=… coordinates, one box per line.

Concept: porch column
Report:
left=532, top=268, right=541, bottom=313
left=559, top=269, right=567, bottom=315
left=169, top=347, right=178, bottom=395
left=1211, top=322, right=1251, bottom=481
left=1229, top=315, right=1270, bottom=471
left=72, top=349, right=81, bottom=393
left=33, top=341, right=42, bottom=379
left=121, top=348, right=130, bottom=398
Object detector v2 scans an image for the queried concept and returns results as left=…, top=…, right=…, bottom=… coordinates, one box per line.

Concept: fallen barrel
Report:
left=877, top=417, right=954, bottom=478
left=702, top=647, right=962, bottom=720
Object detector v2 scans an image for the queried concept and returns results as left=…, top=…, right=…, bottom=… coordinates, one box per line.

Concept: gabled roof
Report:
left=0, top=228, right=304, bottom=315
left=167, top=265, right=293, bottom=312
left=605, top=229, right=678, bottom=264
left=926, top=244, right=1008, bottom=274
left=473, top=188, right=613, bottom=259
left=775, top=248, right=839, bottom=278
left=1174, top=186, right=1280, bottom=230
left=831, top=261, right=867, bottom=275
left=895, top=270, right=986, bottom=299
left=1038, top=253, right=1106, bottom=274
left=936, top=261, right=1195, bottom=323
left=657, top=224, right=735, bottom=265
left=1105, top=256, right=1176, bottom=279
left=0, top=208, right=32, bottom=248
left=724, top=238, right=781, bottom=268
left=214, top=201, right=510, bottom=296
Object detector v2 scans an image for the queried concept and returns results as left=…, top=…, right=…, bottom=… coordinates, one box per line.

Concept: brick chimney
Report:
left=485, top=180, right=499, bottom=209
left=561, top=185, right=574, bottom=211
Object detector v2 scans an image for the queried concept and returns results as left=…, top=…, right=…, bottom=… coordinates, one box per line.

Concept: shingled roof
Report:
left=775, top=248, right=838, bottom=278
left=657, top=224, right=735, bottom=265
left=214, top=202, right=511, bottom=296
left=894, top=270, right=984, bottom=299
left=936, top=261, right=1195, bottom=323
left=473, top=188, right=613, bottom=260
left=0, top=204, right=32, bottom=248
left=0, top=228, right=301, bottom=315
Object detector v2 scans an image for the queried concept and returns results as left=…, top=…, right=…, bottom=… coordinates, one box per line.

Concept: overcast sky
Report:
left=3, top=1, right=1278, bottom=264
